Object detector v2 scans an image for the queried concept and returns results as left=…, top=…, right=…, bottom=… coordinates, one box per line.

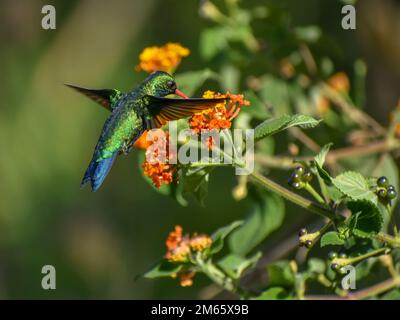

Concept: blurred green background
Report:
left=0, top=0, right=399, bottom=299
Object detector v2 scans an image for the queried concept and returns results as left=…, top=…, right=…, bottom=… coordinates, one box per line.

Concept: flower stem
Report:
left=304, top=183, right=325, bottom=205
left=250, top=171, right=338, bottom=221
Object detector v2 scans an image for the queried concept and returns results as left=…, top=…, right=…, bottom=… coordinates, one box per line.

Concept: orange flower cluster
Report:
left=165, top=225, right=212, bottom=262
left=165, top=225, right=212, bottom=287
left=142, top=130, right=176, bottom=188
left=327, top=72, right=350, bottom=93
left=189, top=91, right=250, bottom=148
left=317, top=72, right=350, bottom=115
left=135, top=42, right=190, bottom=73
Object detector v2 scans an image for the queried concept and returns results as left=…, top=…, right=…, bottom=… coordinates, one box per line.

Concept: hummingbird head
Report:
left=143, top=71, right=188, bottom=98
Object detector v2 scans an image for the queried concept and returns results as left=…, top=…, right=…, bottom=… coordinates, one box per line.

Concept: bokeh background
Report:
left=0, top=0, right=399, bottom=299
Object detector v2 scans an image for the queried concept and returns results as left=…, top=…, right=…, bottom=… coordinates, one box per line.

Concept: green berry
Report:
left=377, top=176, right=388, bottom=188
left=328, top=251, right=337, bottom=260
left=292, top=181, right=303, bottom=190
left=298, top=228, right=307, bottom=237
left=339, top=267, right=347, bottom=274
left=339, top=253, right=347, bottom=259
left=388, top=185, right=395, bottom=192
left=290, top=172, right=302, bottom=182
left=387, top=189, right=397, bottom=200
left=377, top=189, right=387, bottom=198
left=294, top=166, right=305, bottom=175
left=302, top=171, right=313, bottom=183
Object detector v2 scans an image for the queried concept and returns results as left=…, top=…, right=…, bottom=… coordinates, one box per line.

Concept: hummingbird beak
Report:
left=174, top=89, right=189, bottom=99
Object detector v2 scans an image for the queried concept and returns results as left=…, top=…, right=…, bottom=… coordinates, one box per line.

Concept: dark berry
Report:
left=298, top=228, right=307, bottom=237
left=305, top=240, right=312, bottom=248
left=377, top=189, right=387, bottom=198
left=339, top=253, right=347, bottom=259
left=331, top=263, right=339, bottom=271
left=377, top=176, right=388, bottom=188
left=387, top=185, right=395, bottom=192
left=387, top=189, right=397, bottom=200
left=302, top=171, right=313, bottom=183
left=328, top=251, right=337, bottom=260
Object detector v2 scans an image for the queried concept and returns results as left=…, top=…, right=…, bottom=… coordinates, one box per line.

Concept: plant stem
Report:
left=304, top=183, right=325, bottom=205
left=375, top=232, right=400, bottom=248
left=250, top=171, right=338, bottom=221
left=306, top=276, right=400, bottom=300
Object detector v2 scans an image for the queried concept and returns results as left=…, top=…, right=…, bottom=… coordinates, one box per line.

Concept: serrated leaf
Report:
left=320, top=231, right=345, bottom=247
left=206, top=221, right=243, bottom=255
left=315, top=143, right=333, bottom=168
left=142, top=260, right=183, bottom=279
left=314, top=143, right=333, bottom=183
left=217, top=252, right=261, bottom=279
left=332, top=171, right=378, bottom=205
left=229, top=190, right=285, bottom=255
left=255, top=114, right=320, bottom=141
left=254, top=287, right=291, bottom=300
left=347, top=201, right=383, bottom=238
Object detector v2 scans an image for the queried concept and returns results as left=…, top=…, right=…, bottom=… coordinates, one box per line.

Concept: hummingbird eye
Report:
left=167, top=81, right=176, bottom=91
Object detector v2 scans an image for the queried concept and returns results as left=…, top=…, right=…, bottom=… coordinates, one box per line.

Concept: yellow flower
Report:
left=135, top=42, right=190, bottom=73
left=189, top=234, right=212, bottom=251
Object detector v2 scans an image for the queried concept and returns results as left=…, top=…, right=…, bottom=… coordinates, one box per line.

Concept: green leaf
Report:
left=206, top=221, right=243, bottom=256
left=347, top=201, right=383, bottom=238
left=229, top=190, right=285, bottom=255
left=180, top=167, right=214, bottom=206
left=267, top=260, right=295, bottom=287
left=320, top=231, right=345, bottom=247
left=315, top=143, right=333, bottom=169
left=142, top=260, right=183, bottom=279
left=332, top=171, right=378, bottom=205
left=307, top=258, right=326, bottom=274
left=254, top=114, right=321, bottom=141
left=242, top=90, right=272, bottom=120
left=175, top=69, right=220, bottom=96
left=200, top=27, right=228, bottom=60
left=382, top=289, right=400, bottom=300
left=217, top=252, right=261, bottom=280
left=294, top=26, right=322, bottom=43
left=313, top=143, right=333, bottom=184
left=254, top=287, right=291, bottom=300
left=259, top=75, right=291, bottom=114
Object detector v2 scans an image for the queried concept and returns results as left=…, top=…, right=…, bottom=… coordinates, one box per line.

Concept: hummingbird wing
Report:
left=145, top=95, right=227, bottom=128
left=65, top=84, right=121, bottom=111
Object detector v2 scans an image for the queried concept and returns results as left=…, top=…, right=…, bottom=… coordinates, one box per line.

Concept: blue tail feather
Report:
left=81, top=152, right=118, bottom=192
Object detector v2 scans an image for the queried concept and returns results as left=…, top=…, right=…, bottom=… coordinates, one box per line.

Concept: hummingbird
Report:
left=66, top=71, right=225, bottom=192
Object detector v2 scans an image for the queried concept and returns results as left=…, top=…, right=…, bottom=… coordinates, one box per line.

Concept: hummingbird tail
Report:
left=81, top=152, right=118, bottom=192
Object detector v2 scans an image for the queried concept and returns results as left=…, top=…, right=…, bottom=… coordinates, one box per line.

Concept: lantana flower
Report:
left=142, top=130, right=176, bottom=188
left=135, top=42, right=190, bottom=73
left=189, top=90, right=250, bottom=149
left=164, top=225, right=212, bottom=287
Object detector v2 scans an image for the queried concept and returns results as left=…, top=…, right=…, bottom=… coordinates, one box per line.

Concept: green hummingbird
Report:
left=67, top=71, right=224, bottom=192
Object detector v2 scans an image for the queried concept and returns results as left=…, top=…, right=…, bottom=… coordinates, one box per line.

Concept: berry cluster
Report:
left=298, top=228, right=313, bottom=248
left=376, top=176, right=397, bottom=203
left=288, top=166, right=313, bottom=190
left=329, top=251, right=349, bottom=274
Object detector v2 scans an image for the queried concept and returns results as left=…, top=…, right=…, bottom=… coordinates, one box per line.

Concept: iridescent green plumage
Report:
left=67, top=71, right=225, bottom=191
